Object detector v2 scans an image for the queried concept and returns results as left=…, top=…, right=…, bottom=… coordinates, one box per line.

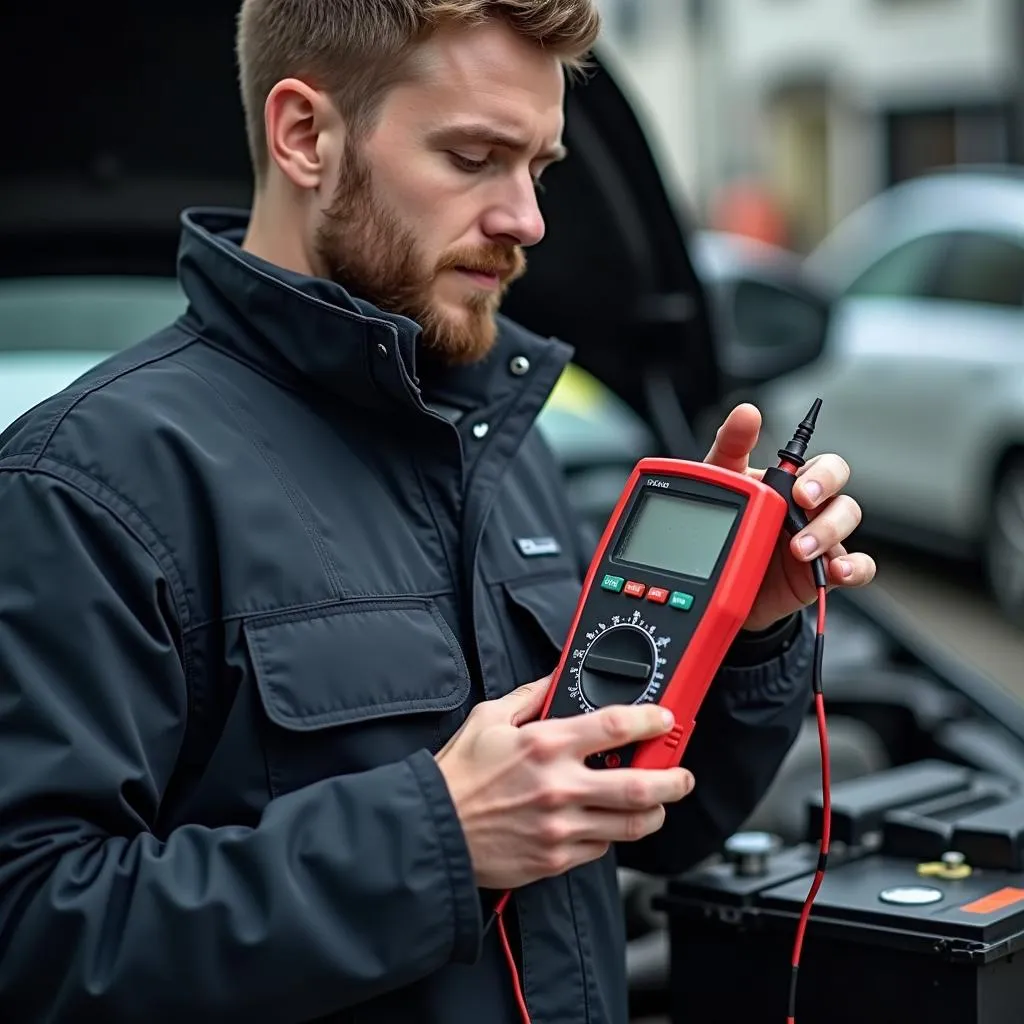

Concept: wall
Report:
left=596, top=0, right=1024, bottom=246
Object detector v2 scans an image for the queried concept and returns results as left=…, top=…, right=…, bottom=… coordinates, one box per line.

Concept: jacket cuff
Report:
left=724, top=611, right=803, bottom=667
left=407, top=748, right=483, bottom=966
left=716, top=608, right=814, bottom=701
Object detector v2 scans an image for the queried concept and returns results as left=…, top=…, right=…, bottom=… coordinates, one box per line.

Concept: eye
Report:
left=449, top=152, right=489, bottom=173
left=449, top=150, right=546, bottom=194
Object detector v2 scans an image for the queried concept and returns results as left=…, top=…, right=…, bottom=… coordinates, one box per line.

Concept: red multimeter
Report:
left=504, top=404, right=832, bottom=1024
left=538, top=401, right=826, bottom=771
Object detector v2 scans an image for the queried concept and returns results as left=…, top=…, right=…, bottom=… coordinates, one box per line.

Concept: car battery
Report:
left=656, top=760, right=1024, bottom=1024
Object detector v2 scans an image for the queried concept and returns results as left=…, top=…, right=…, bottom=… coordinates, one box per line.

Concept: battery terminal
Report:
left=917, top=850, right=973, bottom=881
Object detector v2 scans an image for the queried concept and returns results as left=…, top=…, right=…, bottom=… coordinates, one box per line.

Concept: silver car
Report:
left=757, top=168, right=1024, bottom=627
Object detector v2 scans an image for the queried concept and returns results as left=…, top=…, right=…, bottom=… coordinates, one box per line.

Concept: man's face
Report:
left=314, top=20, right=567, bottom=365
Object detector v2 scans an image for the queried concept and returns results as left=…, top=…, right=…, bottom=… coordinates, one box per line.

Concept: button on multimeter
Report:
left=602, top=574, right=693, bottom=613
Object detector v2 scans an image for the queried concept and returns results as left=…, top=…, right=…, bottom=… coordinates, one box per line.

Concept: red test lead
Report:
left=490, top=401, right=833, bottom=1024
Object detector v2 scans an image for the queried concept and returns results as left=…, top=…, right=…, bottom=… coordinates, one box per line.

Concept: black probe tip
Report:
left=803, top=398, right=822, bottom=429
left=777, top=398, right=823, bottom=468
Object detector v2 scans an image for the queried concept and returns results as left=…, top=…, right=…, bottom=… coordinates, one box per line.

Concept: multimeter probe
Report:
left=492, top=402, right=833, bottom=1024
left=767, top=401, right=832, bottom=1024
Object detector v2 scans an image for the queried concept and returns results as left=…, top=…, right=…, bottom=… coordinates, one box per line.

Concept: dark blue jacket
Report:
left=0, top=209, right=812, bottom=1023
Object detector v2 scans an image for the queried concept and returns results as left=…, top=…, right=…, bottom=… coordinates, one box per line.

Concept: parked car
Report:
left=6, top=11, right=1024, bottom=1019
left=756, top=168, right=1024, bottom=627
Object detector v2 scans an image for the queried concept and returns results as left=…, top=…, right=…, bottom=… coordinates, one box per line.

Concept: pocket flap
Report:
left=244, top=599, right=471, bottom=731
left=503, top=575, right=582, bottom=652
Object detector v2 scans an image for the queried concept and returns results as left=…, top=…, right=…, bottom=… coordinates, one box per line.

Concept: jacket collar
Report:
left=176, top=207, right=572, bottom=417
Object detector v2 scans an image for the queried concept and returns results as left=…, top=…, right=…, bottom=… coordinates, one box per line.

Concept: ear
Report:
left=264, top=78, right=343, bottom=191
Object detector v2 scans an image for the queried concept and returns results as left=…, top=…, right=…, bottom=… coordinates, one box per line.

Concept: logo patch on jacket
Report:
left=515, top=536, right=562, bottom=558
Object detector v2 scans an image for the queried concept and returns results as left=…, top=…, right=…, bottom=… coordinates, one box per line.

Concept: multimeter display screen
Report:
left=616, top=492, right=739, bottom=579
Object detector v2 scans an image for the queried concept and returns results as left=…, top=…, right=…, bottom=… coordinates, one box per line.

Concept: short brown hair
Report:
left=236, top=0, right=601, bottom=183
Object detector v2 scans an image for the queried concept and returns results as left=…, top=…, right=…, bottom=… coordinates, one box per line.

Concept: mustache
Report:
left=436, top=244, right=526, bottom=282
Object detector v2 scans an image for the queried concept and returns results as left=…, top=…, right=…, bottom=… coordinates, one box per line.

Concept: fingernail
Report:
left=838, top=559, right=853, bottom=578
left=660, top=709, right=675, bottom=728
left=802, top=481, right=822, bottom=505
left=798, top=535, right=817, bottom=557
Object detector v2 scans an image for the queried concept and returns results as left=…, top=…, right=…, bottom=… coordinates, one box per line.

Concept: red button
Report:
left=624, top=580, right=646, bottom=598
left=647, top=587, right=669, bottom=604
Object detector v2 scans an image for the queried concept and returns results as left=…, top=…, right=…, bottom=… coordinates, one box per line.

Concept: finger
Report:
left=583, top=766, right=695, bottom=810
left=562, top=703, right=676, bottom=759
left=791, top=494, right=862, bottom=561
left=704, top=403, right=761, bottom=474
left=578, top=805, right=669, bottom=844
left=491, top=676, right=553, bottom=726
left=816, top=542, right=848, bottom=586
left=828, top=551, right=876, bottom=588
left=549, top=840, right=614, bottom=876
left=793, top=453, right=852, bottom=509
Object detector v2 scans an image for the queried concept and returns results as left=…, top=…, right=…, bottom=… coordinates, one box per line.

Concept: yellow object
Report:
left=916, top=861, right=973, bottom=881
left=544, top=364, right=607, bottom=415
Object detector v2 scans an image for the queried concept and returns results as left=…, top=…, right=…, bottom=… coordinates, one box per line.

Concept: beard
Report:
left=315, top=142, right=527, bottom=366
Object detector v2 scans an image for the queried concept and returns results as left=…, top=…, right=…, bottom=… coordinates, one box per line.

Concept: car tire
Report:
left=986, top=450, right=1024, bottom=630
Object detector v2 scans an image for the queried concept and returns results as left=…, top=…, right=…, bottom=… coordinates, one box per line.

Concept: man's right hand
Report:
left=434, top=678, right=695, bottom=891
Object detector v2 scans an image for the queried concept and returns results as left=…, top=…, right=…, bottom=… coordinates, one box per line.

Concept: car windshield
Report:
left=0, top=277, right=188, bottom=429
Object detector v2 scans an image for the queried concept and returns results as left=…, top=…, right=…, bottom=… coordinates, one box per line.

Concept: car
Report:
left=6, top=10, right=1024, bottom=1020
left=755, top=168, right=1024, bottom=627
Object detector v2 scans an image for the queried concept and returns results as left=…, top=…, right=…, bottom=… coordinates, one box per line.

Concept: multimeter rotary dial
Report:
left=568, top=613, right=671, bottom=711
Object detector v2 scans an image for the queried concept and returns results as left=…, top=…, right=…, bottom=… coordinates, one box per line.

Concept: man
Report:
left=0, top=2, right=874, bottom=1022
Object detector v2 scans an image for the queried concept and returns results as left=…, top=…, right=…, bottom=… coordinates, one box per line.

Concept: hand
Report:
left=705, top=403, right=877, bottom=632
left=434, top=678, right=695, bottom=891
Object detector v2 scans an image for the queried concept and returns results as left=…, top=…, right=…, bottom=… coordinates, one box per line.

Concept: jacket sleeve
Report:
left=0, top=467, right=481, bottom=1023
left=615, top=608, right=814, bottom=875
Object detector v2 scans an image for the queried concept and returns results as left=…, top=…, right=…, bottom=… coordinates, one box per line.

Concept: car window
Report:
left=0, top=277, right=187, bottom=353
left=933, top=233, right=1024, bottom=307
left=843, top=233, right=951, bottom=299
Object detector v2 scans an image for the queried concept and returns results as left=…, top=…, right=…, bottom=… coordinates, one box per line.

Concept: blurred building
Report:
left=591, top=0, right=704, bottom=215
left=597, top=0, right=1024, bottom=251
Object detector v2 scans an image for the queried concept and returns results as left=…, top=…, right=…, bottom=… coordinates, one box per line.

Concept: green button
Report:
left=601, top=574, right=625, bottom=593
left=669, top=591, right=694, bottom=611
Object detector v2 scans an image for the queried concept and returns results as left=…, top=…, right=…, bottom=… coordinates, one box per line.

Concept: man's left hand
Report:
left=705, top=403, right=877, bottom=633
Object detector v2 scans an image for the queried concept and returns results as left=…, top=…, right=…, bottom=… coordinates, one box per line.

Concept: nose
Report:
left=480, top=174, right=546, bottom=249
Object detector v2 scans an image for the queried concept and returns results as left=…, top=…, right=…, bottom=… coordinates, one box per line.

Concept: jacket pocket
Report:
left=501, top=574, right=582, bottom=685
left=244, top=598, right=472, bottom=798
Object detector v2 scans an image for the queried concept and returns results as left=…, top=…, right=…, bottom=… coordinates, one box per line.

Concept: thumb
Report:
left=704, top=403, right=761, bottom=475
left=501, top=675, right=554, bottom=726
